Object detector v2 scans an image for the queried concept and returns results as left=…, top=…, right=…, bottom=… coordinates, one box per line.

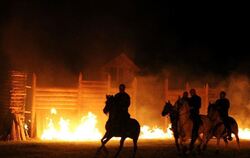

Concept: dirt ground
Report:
left=0, top=139, right=249, bottom=158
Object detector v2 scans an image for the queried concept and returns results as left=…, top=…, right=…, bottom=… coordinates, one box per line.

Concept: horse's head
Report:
left=207, top=102, right=220, bottom=121
left=177, top=99, right=190, bottom=115
left=161, top=101, right=173, bottom=116
left=103, top=95, right=115, bottom=114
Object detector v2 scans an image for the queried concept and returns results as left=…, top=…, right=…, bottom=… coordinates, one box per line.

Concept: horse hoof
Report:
left=228, top=137, right=233, bottom=141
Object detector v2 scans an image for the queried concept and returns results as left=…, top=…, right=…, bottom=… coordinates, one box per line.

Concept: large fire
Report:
left=41, top=108, right=250, bottom=141
left=238, top=128, right=250, bottom=140
left=41, top=109, right=102, bottom=141
left=140, top=125, right=173, bottom=139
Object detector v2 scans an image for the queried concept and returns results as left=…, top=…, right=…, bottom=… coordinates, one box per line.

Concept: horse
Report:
left=162, top=100, right=212, bottom=154
left=177, top=101, right=212, bottom=153
left=95, top=95, right=140, bottom=158
left=204, top=103, right=240, bottom=152
left=161, top=101, right=181, bottom=152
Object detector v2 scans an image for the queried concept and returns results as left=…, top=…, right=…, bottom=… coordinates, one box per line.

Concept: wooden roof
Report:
left=102, top=53, right=140, bottom=72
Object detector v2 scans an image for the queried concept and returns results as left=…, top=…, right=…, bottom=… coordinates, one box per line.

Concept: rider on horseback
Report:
left=188, top=89, right=201, bottom=150
left=215, top=91, right=232, bottom=141
left=175, top=91, right=189, bottom=111
left=172, top=91, right=189, bottom=135
left=114, top=84, right=131, bottom=132
left=180, top=91, right=189, bottom=104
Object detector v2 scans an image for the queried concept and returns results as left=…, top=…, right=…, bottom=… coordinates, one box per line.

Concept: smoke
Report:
left=1, top=1, right=137, bottom=87
left=136, top=75, right=166, bottom=127
left=227, top=74, right=250, bottom=128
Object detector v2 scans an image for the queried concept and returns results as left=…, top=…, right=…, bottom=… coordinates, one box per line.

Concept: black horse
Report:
left=96, top=95, right=140, bottom=158
left=161, top=101, right=180, bottom=152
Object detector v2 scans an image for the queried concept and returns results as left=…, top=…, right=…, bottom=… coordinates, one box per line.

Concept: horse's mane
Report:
left=175, top=99, right=189, bottom=113
left=103, top=95, right=115, bottom=115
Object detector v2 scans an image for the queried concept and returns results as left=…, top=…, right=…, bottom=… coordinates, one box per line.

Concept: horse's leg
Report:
left=179, top=137, right=187, bottom=155
left=235, top=133, right=240, bottom=150
left=132, top=137, right=138, bottom=158
left=196, top=136, right=203, bottom=153
left=174, top=136, right=180, bottom=153
left=95, top=133, right=112, bottom=157
left=215, top=137, right=221, bottom=154
left=173, top=131, right=180, bottom=153
left=223, top=136, right=228, bottom=148
left=202, top=133, right=211, bottom=151
left=114, top=137, right=126, bottom=158
left=201, top=130, right=213, bottom=151
left=101, top=132, right=108, bottom=143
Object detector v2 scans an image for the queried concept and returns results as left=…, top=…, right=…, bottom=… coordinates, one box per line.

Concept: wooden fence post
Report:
left=31, top=73, right=36, bottom=138
left=78, top=72, right=83, bottom=116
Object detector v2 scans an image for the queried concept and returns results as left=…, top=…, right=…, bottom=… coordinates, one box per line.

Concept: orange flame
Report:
left=140, top=124, right=173, bottom=139
left=238, top=128, right=250, bottom=140
left=40, top=108, right=250, bottom=141
left=41, top=109, right=102, bottom=141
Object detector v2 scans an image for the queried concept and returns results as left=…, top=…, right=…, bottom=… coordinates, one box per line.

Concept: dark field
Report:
left=0, top=139, right=249, bottom=158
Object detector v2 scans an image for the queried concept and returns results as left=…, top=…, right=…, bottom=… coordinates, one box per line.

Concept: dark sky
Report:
left=1, top=0, right=250, bottom=78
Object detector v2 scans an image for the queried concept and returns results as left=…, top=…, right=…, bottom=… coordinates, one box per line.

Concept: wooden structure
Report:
left=164, top=79, right=224, bottom=114
left=1, top=54, right=227, bottom=140
left=2, top=71, right=226, bottom=140
left=0, top=71, right=32, bottom=140
left=31, top=73, right=138, bottom=137
left=102, top=53, right=140, bottom=86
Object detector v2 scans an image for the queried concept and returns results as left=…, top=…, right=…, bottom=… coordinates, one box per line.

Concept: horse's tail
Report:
left=228, top=116, right=239, bottom=134
left=228, top=116, right=237, bottom=125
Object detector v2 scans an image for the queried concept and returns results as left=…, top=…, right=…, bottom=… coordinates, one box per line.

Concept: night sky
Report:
left=1, top=1, right=250, bottom=78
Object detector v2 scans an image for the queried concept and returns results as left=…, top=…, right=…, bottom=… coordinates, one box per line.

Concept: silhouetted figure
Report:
left=215, top=91, right=232, bottom=141
left=99, top=95, right=140, bottom=158
left=114, top=84, right=131, bottom=132
left=188, top=89, right=201, bottom=150
left=175, top=91, right=189, bottom=111
left=181, top=91, right=189, bottom=104
left=173, top=91, right=189, bottom=131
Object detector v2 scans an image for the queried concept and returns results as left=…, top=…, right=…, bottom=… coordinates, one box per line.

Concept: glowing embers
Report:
left=41, top=108, right=102, bottom=141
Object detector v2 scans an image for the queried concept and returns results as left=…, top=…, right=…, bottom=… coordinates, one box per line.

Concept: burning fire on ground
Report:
left=41, top=108, right=102, bottom=141
left=41, top=108, right=250, bottom=141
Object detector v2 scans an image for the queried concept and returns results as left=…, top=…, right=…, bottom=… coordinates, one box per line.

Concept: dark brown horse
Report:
left=161, top=101, right=181, bottom=152
left=204, top=103, right=240, bottom=152
left=96, top=95, right=140, bottom=158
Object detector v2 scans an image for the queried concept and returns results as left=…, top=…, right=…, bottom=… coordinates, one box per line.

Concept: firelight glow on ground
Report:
left=40, top=108, right=250, bottom=141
